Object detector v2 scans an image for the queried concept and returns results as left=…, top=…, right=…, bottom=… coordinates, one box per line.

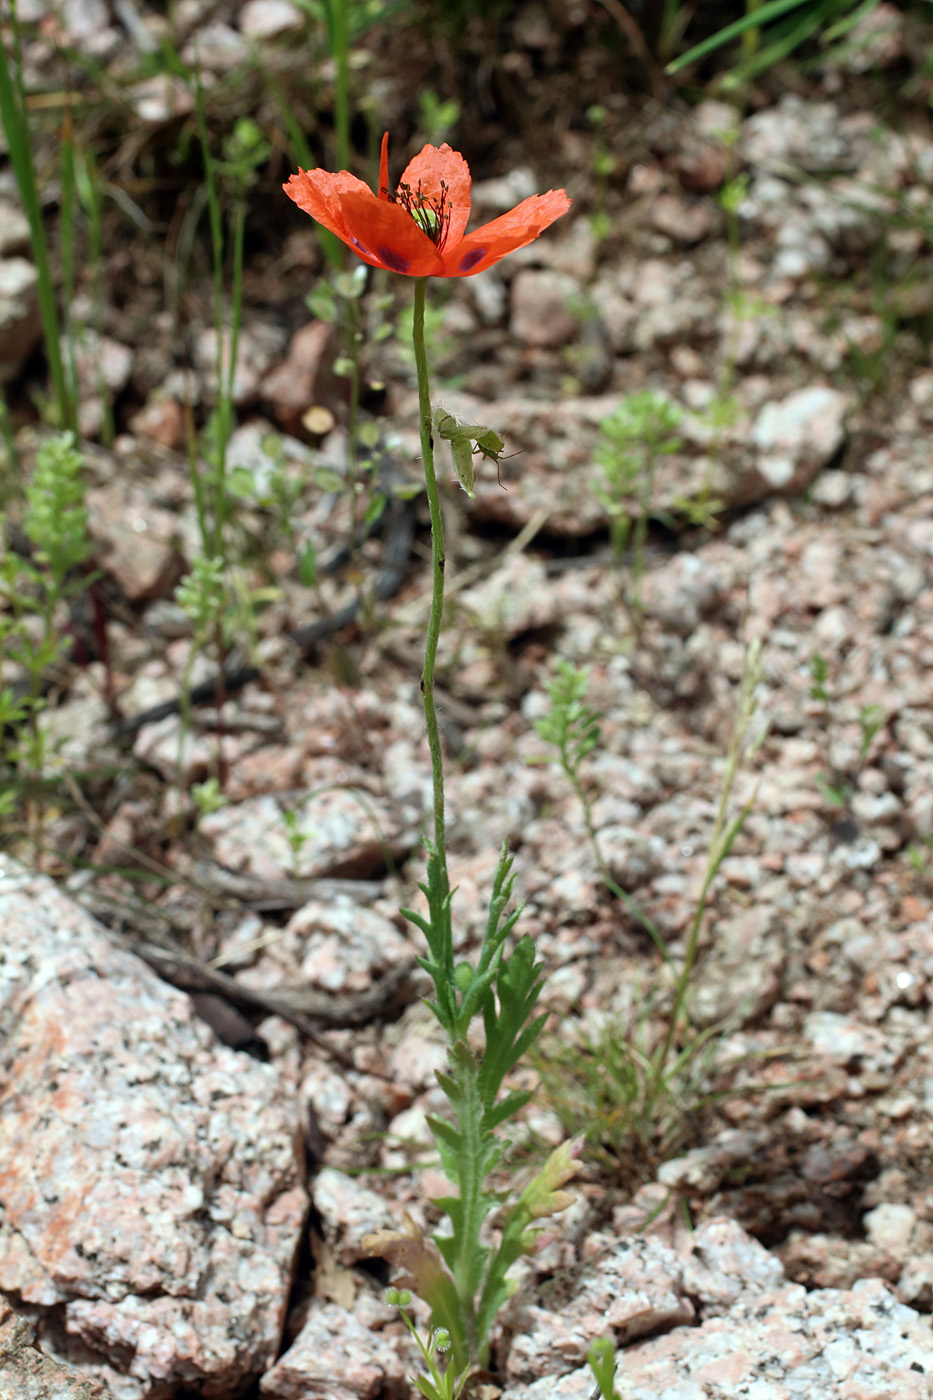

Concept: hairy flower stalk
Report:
left=413, top=275, right=449, bottom=888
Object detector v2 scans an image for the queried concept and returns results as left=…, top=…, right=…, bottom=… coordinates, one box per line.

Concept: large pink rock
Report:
left=0, top=857, right=308, bottom=1399
left=500, top=1275, right=933, bottom=1400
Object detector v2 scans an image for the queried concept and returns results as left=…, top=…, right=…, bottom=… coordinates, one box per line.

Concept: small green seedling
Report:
left=858, top=702, right=886, bottom=760
left=595, top=391, right=683, bottom=634
left=809, top=653, right=831, bottom=706
left=281, top=803, right=310, bottom=877
left=814, top=772, right=853, bottom=809
left=191, top=776, right=226, bottom=819
left=418, top=89, right=461, bottom=146
left=907, top=838, right=933, bottom=880
left=386, top=1289, right=468, bottom=1400
left=0, top=433, right=93, bottom=845
left=809, top=655, right=886, bottom=807
left=587, top=1336, right=621, bottom=1400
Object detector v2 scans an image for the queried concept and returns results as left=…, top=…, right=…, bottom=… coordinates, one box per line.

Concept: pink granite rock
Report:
left=259, top=1300, right=409, bottom=1400
left=0, top=1302, right=113, bottom=1399
left=0, top=856, right=308, bottom=1399
left=504, top=1218, right=783, bottom=1383
left=501, top=1277, right=933, bottom=1400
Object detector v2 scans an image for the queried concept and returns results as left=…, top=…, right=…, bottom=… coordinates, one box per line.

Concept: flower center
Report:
left=393, top=178, right=451, bottom=249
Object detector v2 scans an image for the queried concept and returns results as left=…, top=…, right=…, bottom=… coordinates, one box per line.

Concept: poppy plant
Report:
left=283, top=133, right=570, bottom=278
left=283, top=133, right=579, bottom=1394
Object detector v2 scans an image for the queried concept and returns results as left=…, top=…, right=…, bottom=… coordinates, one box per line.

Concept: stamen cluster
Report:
left=393, top=178, right=451, bottom=249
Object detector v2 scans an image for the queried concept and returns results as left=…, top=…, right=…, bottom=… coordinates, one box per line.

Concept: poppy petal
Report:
left=283, top=168, right=376, bottom=248
left=399, top=142, right=472, bottom=247
left=337, top=191, right=446, bottom=276
left=379, top=131, right=389, bottom=200
left=440, top=189, right=571, bottom=277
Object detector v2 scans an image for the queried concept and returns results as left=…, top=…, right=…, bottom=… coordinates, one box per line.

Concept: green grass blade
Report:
left=0, top=29, right=72, bottom=427
left=666, top=0, right=810, bottom=73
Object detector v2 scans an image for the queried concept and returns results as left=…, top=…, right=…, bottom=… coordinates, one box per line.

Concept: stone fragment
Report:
left=507, top=1217, right=791, bottom=1385
left=597, top=825, right=666, bottom=886
left=259, top=1301, right=408, bottom=1400
left=657, top=1132, right=767, bottom=1195
left=86, top=477, right=192, bottom=602
left=132, top=711, right=234, bottom=784
left=649, top=192, right=714, bottom=244
left=198, top=773, right=417, bottom=883
left=692, top=905, right=786, bottom=1026
left=640, top=553, right=725, bottom=636
left=811, top=467, right=853, bottom=507
left=742, top=96, right=854, bottom=173
left=456, top=555, right=556, bottom=636
left=312, top=1168, right=396, bottom=1267
left=0, top=257, right=40, bottom=372
left=863, top=1202, right=917, bottom=1262
left=0, top=202, right=30, bottom=257
left=910, top=369, right=933, bottom=419
left=261, top=320, right=340, bottom=431
left=679, top=1217, right=785, bottom=1312
left=239, top=0, right=305, bottom=38
left=128, top=396, right=185, bottom=450
left=510, top=269, right=578, bottom=348
left=60, top=0, right=106, bottom=39
left=746, top=386, right=849, bottom=497
left=899, top=1254, right=933, bottom=1311
left=472, top=168, right=538, bottom=215
left=0, top=856, right=307, bottom=1400
left=835, top=2, right=905, bottom=72
left=125, top=76, right=194, bottom=124
left=672, top=145, right=730, bottom=193
left=68, top=333, right=134, bottom=437
left=285, top=896, right=414, bottom=995
left=541, top=218, right=598, bottom=282
left=180, top=21, right=249, bottom=70
left=803, top=1010, right=902, bottom=1075
left=780, top=1233, right=898, bottom=1291
left=69, top=332, right=134, bottom=395
left=505, top=1234, right=695, bottom=1381
left=0, top=1303, right=114, bottom=1398
left=671, top=105, right=732, bottom=191
left=193, top=321, right=287, bottom=405
left=224, top=417, right=316, bottom=496
left=60, top=0, right=117, bottom=55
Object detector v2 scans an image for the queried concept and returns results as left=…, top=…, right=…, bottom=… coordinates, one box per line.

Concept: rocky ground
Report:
left=2, top=2, right=933, bottom=1398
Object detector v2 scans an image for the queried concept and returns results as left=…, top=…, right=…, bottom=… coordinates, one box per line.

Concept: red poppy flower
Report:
left=283, top=133, right=570, bottom=279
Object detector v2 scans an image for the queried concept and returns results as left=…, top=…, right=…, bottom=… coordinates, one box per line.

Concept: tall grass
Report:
left=0, top=14, right=74, bottom=429
left=668, top=0, right=883, bottom=82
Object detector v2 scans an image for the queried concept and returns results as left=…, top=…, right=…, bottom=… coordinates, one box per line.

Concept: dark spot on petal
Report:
left=378, top=246, right=410, bottom=273
left=459, top=247, right=486, bottom=272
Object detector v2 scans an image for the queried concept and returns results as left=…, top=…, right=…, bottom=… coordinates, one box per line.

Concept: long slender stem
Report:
left=217, top=194, right=246, bottom=552
left=412, top=277, right=448, bottom=884
left=59, top=104, right=78, bottom=416
left=344, top=298, right=362, bottom=579
left=192, top=58, right=231, bottom=559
